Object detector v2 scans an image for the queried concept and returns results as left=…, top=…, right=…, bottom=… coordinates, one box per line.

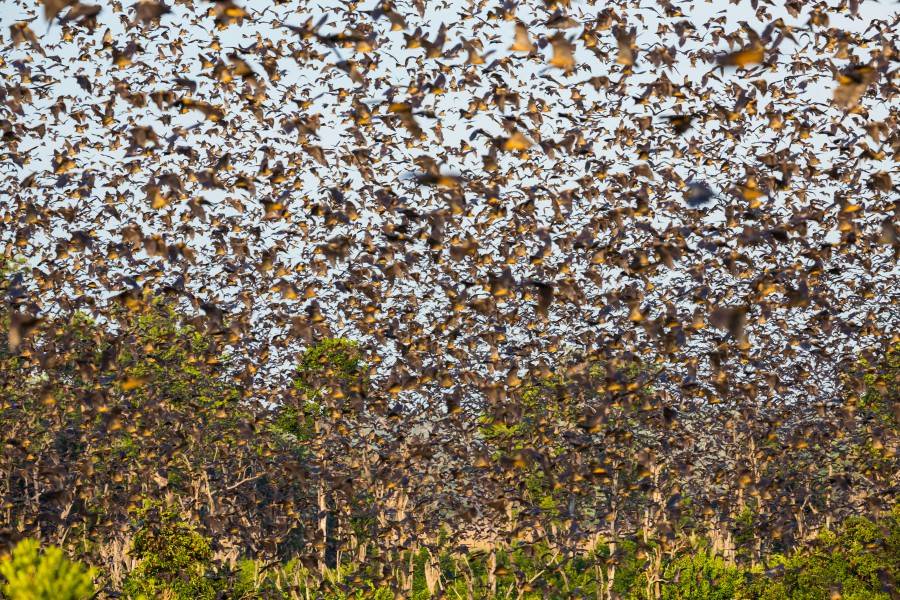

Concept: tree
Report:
left=0, top=294, right=312, bottom=589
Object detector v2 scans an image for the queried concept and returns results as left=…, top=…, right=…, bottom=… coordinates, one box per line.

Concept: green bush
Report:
left=0, top=539, right=96, bottom=600
left=275, top=338, right=366, bottom=442
left=657, top=550, right=744, bottom=600
left=295, top=337, right=366, bottom=400
left=746, top=507, right=900, bottom=600
left=123, top=501, right=219, bottom=600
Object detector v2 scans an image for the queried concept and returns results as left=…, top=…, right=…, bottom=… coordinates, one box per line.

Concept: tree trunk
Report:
left=487, top=549, right=498, bottom=597
left=317, top=483, right=330, bottom=573
left=424, top=547, right=441, bottom=596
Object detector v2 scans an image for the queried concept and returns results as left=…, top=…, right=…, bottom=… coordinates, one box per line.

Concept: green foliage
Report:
left=656, top=550, right=744, bottom=600
left=2, top=293, right=897, bottom=600
left=116, top=300, right=239, bottom=409
left=6, top=508, right=894, bottom=600
left=224, top=558, right=395, bottom=600
left=275, top=338, right=366, bottom=441
left=478, top=377, right=572, bottom=514
left=479, top=376, right=566, bottom=444
left=609, top=539, right=644, bottom=597
left=733, top=505, right=758, bottom=565
left=858, top=343, right=900, bottom=430
left=230, top=509, right=892, bottom=600
left=0, top=539, right=96, bottom=600
left=295, top=337, right=365, bottom=400
left=272, top=402, right=320, bottom=442
left=229, top=559, right=259, bottom=599
left=123, top=500, right=219, bottom=600
left=746, top=507, right=900, bottom=600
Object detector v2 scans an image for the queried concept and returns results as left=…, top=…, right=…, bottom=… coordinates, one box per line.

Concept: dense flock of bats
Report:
left=3, top=0, right=897, bottom=408
left=1, top=0, right=899, bottom=593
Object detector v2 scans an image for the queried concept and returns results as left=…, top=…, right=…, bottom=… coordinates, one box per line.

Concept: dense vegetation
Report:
left=2, top=286, right=897, bottom=598
left=4, top=507, right=900, bottom=599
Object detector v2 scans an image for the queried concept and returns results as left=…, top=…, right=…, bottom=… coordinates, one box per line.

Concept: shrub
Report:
left=746, top=507, right=900, bottom=599
left=123, top=501, right=218, bottom=599
left=658, top=550, right=744, bottom=600
left=0, top=539, right=96, bottom=600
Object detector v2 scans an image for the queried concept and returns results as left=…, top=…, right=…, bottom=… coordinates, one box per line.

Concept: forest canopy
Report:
left=1, top=287, right=897, bottom=597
